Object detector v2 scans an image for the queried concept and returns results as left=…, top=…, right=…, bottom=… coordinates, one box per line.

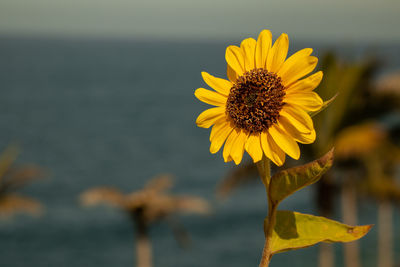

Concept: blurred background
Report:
left=0, top=0, right=399, bottom=266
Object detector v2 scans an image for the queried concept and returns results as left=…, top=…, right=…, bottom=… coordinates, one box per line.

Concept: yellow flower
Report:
left=195, top=30, right=323, bottom=166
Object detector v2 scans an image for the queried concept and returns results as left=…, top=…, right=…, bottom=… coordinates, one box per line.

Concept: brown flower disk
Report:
left=226, top=68, right=286, bottom=133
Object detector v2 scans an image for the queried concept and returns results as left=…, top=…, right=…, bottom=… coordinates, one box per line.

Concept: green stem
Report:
left=257, top=157, right=277, bottom=267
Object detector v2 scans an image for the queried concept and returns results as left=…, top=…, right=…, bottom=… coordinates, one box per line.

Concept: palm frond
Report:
left=0, top=145, right=19, bottom=184
left=165, top=217, right=191, bottom=248
left=216, top=162, right=258, bottom=199
left=0, top=194, right=43, bottom=217
left=144, top=174, right=174, bottom=193
left=81, top=174, right=210, bottom=226
left=174, top=196, right=210, bottom=215
left=1, top=165, right=45, bottom=192
left=335, top=122, right=386, bottom=159
left=80, top=187, right=125, bottom=207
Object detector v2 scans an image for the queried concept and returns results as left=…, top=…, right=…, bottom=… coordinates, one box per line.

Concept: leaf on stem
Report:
left=269, top=149, right=334, bottom=204
left=265, top=210, right=372, bottom=254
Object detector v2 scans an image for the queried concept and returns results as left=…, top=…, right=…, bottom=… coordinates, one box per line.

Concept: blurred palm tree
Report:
left=310, top=53, right=380, bottom=267
left=313, top=61, right=400, bottom=267
left=80, top=174, right=210, bottom=267
left=335, top=122, right=400, bottom=267
left=0, top=145, right=44, bottom=218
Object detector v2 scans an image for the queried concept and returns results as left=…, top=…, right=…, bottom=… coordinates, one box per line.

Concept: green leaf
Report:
left=265, top=210, right=372, bottom=254
left=309, top=93, right=338, bottom=118
left=269, top=149, right=334, bottom=204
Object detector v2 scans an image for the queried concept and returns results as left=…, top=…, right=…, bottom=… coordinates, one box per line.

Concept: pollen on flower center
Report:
left=226, top=68, right=286, bottom=133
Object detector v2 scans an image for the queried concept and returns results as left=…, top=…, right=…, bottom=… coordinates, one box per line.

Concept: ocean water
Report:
left=0, top=36, right=399, bottom=267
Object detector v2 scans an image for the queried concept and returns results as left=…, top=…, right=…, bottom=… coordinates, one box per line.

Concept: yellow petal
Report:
left=286, top=71, right=323, bottom=94
left=225, top=45, right=245, bottom=77
left=255, top=30, right=272, bottom=69
left=196, top=107, right=225, bottom=128
left=280, top=104, right=313, bottom=133
left=227, top=64, right=237, bottom=83
left=284, top=92, right=323, bottom=111
left=277, top=48, right=313, bottom=82
left=245, top=133, right=263, bottom=163
left=223, top=128, right=240, bottom=162
left=279, top=56, right=318, bottom=86
left=210, top=123, right=234, bottom=154
left=240, top=38, right=257, bottom=72
left=278, top=118, right=316, bottom=144
left=201, top=72, right=232, bottom=96
left=210, top=117, right=228, bottom=141
left=269, top=124, right=300, bottom=160
left=195, top=88, right=227, bottom=106
left=230, top=130, right=248, bottom=165
left=266, top=33, right=289, bottom=73
left=261, top=131, right=285, bottom=166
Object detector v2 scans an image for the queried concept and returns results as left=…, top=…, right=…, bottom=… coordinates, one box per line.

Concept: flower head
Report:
left=195, top=30, right=324, bottom=166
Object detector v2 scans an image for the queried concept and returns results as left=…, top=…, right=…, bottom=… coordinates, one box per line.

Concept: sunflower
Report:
left=195, top=30, right=323, bottom=166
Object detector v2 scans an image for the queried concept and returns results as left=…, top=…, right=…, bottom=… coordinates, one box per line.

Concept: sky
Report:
left=0, top=0, right=399, bottom=42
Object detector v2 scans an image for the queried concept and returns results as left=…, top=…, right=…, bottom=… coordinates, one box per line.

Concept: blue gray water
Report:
left=0, top=36, right=399, bottom=267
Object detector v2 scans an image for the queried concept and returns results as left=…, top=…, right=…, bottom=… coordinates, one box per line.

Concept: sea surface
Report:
left=0, top=36, right=399, bottom=267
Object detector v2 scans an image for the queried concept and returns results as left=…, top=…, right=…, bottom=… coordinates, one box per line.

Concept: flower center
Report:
left=226, top=68, right=286, bottom=133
